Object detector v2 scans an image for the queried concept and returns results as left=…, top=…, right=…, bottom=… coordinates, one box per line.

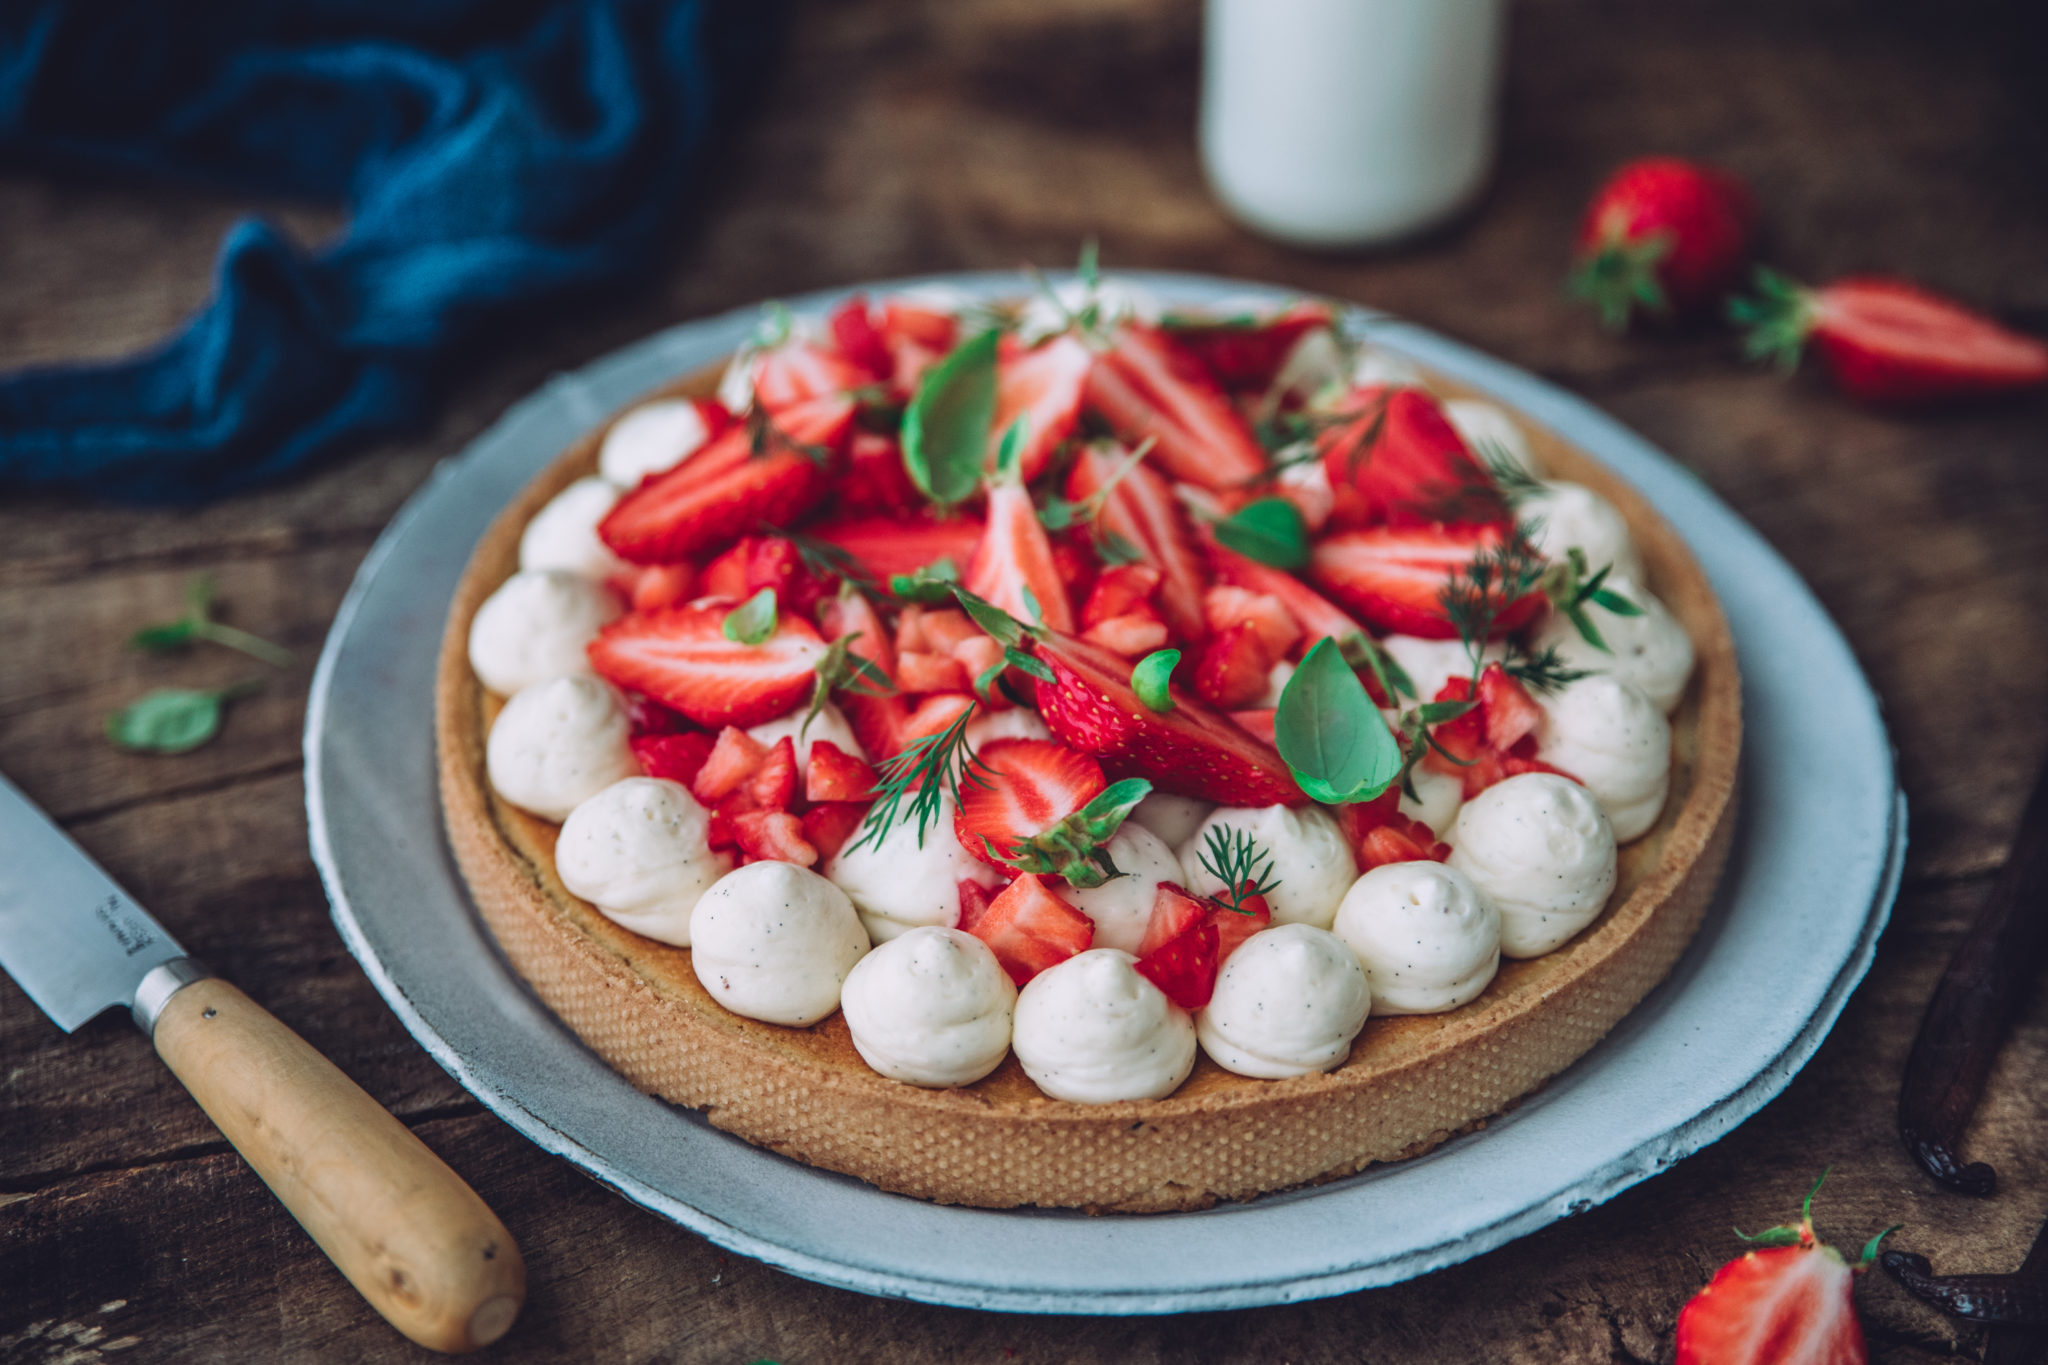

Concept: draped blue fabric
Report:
left=0, top=1, right=780, bottom=500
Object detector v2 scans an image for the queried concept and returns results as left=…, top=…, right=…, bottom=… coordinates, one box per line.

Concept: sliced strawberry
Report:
left=748, top=735, right=800, bottom=811
left=964, top=481, right=1075, bottom=631
left=1478, top=663, right=1544, bottom=751
left=1082, top=613, right=1171, bottom=659
left=1162, top=301, right=1338, bottom=393
left=1034, top=631, right=1303, bottom=806
left=1135, top=915, right=1219, bottom=1011
left=744, top=536, right=835, bottom=617
left=1229, top=709, right=1277, bottom=746
left=630, top=731, right=716, bottom=788
left=989, top=333, right=1093, bottom=482
left=1193, top=621, right=1276, bottom=710
left=967, top=872, right=1096, bottom=985
left=1209, top=894, right=1271, bottom=963
left=627, top=563, right=695, bottom=613
left=828, top=295, right=895, bottom=381
left=898, top=650, right=969, bottom=694
left=801, top=801, right=869, bottom=861
left=692, top=726, right=770, bottom=802
left=955, top=739, right=1108, bottom=873
left=1205, top=537, right=1365, bottom=652
left=1067, top=445, right=1208, bottom=643
left=955, top=876, right=997, bottom=934
left=841, top=430, right=923, bottom=516
left=1203, top=585, right=1300, bottom=659
left=599, top=395, right=851, bottom=564
left=1085, top=324, right=1268, bottom=489
left=1310, top=522, right=1542, bottom=640
left=752, top=340, right=873, bottom=411
left=697, top=539, right=752, bottom=599
left=1081, top=564, right=1164, bottom=628
left=813, top=513, right=986, bottom=584
left=1318, top=386, right=1509, bottom=528
left=589, top=601, right=828, bottom=729
left=732, top=810, right=819, bottom=866
left=805, top=739, right=879, bottom=804
left=953, top=634, right=1007, bottom=694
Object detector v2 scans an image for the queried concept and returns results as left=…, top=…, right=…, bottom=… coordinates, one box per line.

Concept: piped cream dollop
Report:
left=1179, top=805, right=1356, bottom=930
left=1449, top=773, right=1616, bottom=958
left=1534, top=576, right=1695, bottom=713
left=1536, top=674, right=1671, bottom=841
left=467, top=569, right=619, bottom=696
left=1379, top=634, right=1505, bottom=704
left=825, top=790, right=1005, bottom=942
left=555, top=778, right=731, bottom=946
left=1443, top=398, right=1542, bottom=477
left=1011, top=949, right=1196, bottom=1103
left=1057, top=822, right=1185, bottom=955
left=840, top=927, right=1016, bottom=1087
left=1130, top=792, right=1215, bottom=850
left=688, top=861, right=869, bottom=1026
left=1519, top=481, right=1644, bottom=582
left=1399, top=764, right=1464, bottom=840
left=746, top=701, right=866, bottom=768
left=1196, top=924, right=1371, bottom=1078
left=1332, top=861, right=1500, bottom=1014
left=598, top=399, right=714, bottom=489
left=485, top=676, right=638, bottom=822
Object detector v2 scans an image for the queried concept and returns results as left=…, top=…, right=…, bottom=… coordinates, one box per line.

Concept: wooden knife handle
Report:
left=151, top=977, right=524, bottom=1353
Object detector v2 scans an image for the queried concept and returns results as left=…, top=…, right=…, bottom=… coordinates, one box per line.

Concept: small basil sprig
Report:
left=106, top=680, right=263, bottom=755
left=721, top=588, right=778, bottom=645
left=130, top=576, right=293, bottom=667
left=1273, top=638, right=1402, bottom=804
left=1541, top=547, right=1643, bottom=653
left=902, top=328, right=1001, bottom=510
left=1213, top=497, right=1310, bottom=570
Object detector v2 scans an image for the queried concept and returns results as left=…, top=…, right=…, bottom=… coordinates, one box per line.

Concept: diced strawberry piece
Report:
left=816, top=587, right=895, bottom=682
left=1478, top=663, right=1544, bottom=752
left=752, top=341, right=873, bottom=411
left=828, top=295, right=895, bottom=381
left=1081, top=564, right=1164, bottom=628
left=627, top=563, right=695, bottom=613
left=1067, top=445, right=1208, bottom=643
left=1230, top=709, right=1277, bottom=745
left=630, top=731, right=716, bottom=788
left=955, top=739, right=1108, bottom=871
left=846, top=689, right=976, bottom=765
left=916, top=607, right=980, bottom=656
left=1310, top=522, right=1542, bottom=640
left=1033, top=631, right=1304, bottom=807
left=900, top=692, right=975, bottom=744
left=1162, top=301, right=1338, bottom=393
left=706, top=786, right=752, bottom=853
left=1422, top=675, right=1576, bottom=800
left=1208, top=894, right=1271, bottom=963
left=1137, top=882, right=1210, bottom=958
left=1082, top=613, right=1172, bottom=659
left=590, top=600, right=828, bottom=729
left=599, top=396, right=851, bottom=564
left=812, top=513, right=986, bottom=583
left=1359, top=821, right=1452, bottom=869
left=967, top=872, right=1096, bottom=985
left=805, top=739, right=879, bottom=804
left=744, top=536, right=834, bottom=617
left=956, top=877, right=997, bottom=935
left=1318, top=386, right=1509, bottom=528
left=1205, top=538, right=1366, bottom=652
left=800, top=801, right=869, bottom=861
left=878, top=300, right=959, bottom=392
left=1085, top=323, right=1268, bottom=490
left=1203, top=585, right=1301, bottom=658
left=1194, top=622, right=1276, bottom=710
left=748, top=735, right=800, bottom=811
left=692, top=726, right=770, bottom=802
left=840, top=430, right=922, bottom=515
left=990, top=333, right=1093, bottom=482
left=1135, top=916, right=1220, bottom=1011
left=965, top=482, right=1076, bottom=632
left=732, top=810, right=819, bottom=866
left=952, top=631, right=1004, bottom=675
left=893, top=604, right=931, bottom=655
left=1049, top=536, right=1100, bottom=607
left=624, top=693, right=690, bottom=736
left=898, top=650, right=969, bottom=694
left=698, top=540, right=752, bottom=599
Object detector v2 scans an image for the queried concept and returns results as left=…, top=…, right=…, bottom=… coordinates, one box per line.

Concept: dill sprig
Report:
left=848, top=703, right=982, bottom=854
left=1538, top=546, right=1644, bottom=654
left=1440, top=525, right=1549, bottom=679
left=1197, top=827, right=1282, bottom=915
left=776, top=526, right=875, bottom=591
left=1503, top=644, right=1589, bottom=696
left=1472, top=438, right=1546, bottom=506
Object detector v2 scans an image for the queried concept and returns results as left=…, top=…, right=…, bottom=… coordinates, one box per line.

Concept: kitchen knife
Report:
left=0, top=768, right=524, bottom=1353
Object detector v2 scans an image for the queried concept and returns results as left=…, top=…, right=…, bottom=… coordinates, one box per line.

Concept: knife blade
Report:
left=0, top=768, right=525, bottom=1352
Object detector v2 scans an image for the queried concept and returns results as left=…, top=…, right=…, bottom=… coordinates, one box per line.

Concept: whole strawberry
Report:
left=1674, top=1176, right=1898, bottom=1365
left=1569, top=157, right=1756, bottom=331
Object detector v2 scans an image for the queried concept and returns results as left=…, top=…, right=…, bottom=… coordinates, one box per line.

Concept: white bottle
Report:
left=1200, top=0, right=1507, bottom=249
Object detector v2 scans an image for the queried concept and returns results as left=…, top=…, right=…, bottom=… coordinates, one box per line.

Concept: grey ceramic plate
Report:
left=305, top=271, right=1904, bottom=1314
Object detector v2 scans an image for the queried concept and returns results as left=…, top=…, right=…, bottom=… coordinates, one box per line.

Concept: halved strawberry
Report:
left=1310, top=523, right=1542, bottom=640
left=1082, top=614, right=1171, bottom=659
left=801, top=801, right=869, bottom=861
left=732, top=810, right=819, bottom=866
left=990, top=333, right=1092, bottom=482
left=1318, top=386, right=1509, bottom=528
left=965, top=480, right=1076, bottom=631
left=1203, top=585, right=1300, bottom=659
left=955, top=739, right=1108, bottom=877
left=812, top=513, right=986, bottom=584
left=1162, top=301, right=1338, bottom=393
left=1193, top=622, right=1275, bottom=710
left=1033, top=631, right=1303, bottom=806
left=1135, top=914, right=1219, bottom=1011
left=966, top=872, right=1096, bottom=985
left=630, top=731, right=716, bottom=788
left=805, top=739, right=879, bottom=803
left=691, top=726, right=771, bottom=802
left=751, top=340, right=874, bottom=411
left=1081, top=564, right=1164, bottom=628
left=1205, top=538, right=1365, bottom=653
left=1067, top=445, right=1208, bottom=643
left=590, top=601, right=828, bottom=729
left=599, top=396, right=852, bottom=564
left=1085, top=324, right=1268, bottom=489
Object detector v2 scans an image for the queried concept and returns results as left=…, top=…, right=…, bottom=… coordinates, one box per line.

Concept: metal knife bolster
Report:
left=132, top=956, right=213, bottom=1033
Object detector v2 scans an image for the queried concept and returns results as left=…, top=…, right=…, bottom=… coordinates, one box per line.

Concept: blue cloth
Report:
left=0, top=1, right=780, bottom=500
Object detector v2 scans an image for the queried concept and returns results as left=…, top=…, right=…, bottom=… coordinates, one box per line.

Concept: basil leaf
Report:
left=1589, top=586, right=1643, bottom=617
left=1213, top=497, right=1309, bottom=570
left=1004, top=646, right=1054, bottom=683
left=1131, top=649, right=1179, bottom=712
left=722, top=588, right=778, bottom=645
left=130, top=621, right=199, bottom=652
left=902, top=328, right=1001, bottom=508
left=952, top=586, right=1028, bottom=648
left=105, top=685, right=249, bottom=754
left=1274, top=638, right=1402, bottom=803
left=889, top=556, right=961, bottom=603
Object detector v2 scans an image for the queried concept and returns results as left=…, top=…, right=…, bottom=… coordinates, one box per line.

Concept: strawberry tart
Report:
left=437, top=269, right=1739, bottom=1211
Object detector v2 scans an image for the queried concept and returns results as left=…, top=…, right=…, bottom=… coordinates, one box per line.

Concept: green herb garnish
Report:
left=721, top=589, right=778, bottom=645
left=902, top=327, right=1001, bottom=509
left=1273, top=638, right=1403, bottom=804
left=1196, top=826, right=1282, bottom=914
left=848, top=704, right=981, bottom=853
left=1212, top=497, right=1310, bottom=570
left=106, top=680, right=264, bottom=755
left=129, top=576, right=293, bottom=668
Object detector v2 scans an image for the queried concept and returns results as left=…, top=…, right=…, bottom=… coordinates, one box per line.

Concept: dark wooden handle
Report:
left=152, top=979, right=524, bottom=1353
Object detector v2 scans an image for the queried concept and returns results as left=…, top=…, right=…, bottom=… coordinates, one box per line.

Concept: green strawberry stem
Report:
left=1568, top=230, right=1674, bottom=332
left=976, top=777, right=1152, bottom=888
left=1727, top=267, right=1819, bottom=372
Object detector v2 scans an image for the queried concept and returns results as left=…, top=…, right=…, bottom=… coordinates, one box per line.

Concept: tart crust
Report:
left=436, top=359, right=1740, bottom=1212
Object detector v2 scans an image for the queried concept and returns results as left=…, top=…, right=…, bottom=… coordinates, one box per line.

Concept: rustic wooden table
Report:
left=5, top=2, right=2047, bottom=1360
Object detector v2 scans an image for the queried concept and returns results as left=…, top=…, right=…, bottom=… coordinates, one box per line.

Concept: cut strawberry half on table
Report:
left=599, top=395, right=851, bottom=564
left=812, top=512, right=986, bottom=584
left=1033, top=630, right=1303, bottom=806
left=1318, top=386, right=1509, bottom=528
left=965, top=479, right=1075, bottom=631
left=954, top=738, right=1109, bottom=877
left=1733, top=269, right=2048, bottom=406
left=1161, top=300, right=1337, bottom=393
left=630, top=731, right=716, bottom=788
left=590, top=601, right=828, bottom=729
left=966, top=872, right=1096, bottom=985
left=1068, top=444, right=1209, bottom=643
left=1310, top=522, right=1541, bottom=640
left=990, top=333, right=1092, bottom=483
left=1085, top=323, right=1269, bottom=490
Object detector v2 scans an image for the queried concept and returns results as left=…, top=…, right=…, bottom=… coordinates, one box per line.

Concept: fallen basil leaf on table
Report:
left=106, top=681, right=262, bottom=754
left=129, top=573, right=294, bottom=667
left=1274, top=638, right=1401, bottom=803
